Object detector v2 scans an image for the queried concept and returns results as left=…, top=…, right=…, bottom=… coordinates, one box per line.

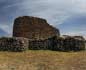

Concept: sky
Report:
left=0, top=0, right=86, bottom=38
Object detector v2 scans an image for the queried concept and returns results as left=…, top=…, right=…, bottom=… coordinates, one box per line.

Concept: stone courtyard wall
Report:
left=28, top=37, right=54, bottom=50
left=54, top=36, right=85, bottom=51
left=28, top=36, right=85, bottom=51
left=0, top=36, right=85, bottom=52
left=0, top=37, right=28, bottom=51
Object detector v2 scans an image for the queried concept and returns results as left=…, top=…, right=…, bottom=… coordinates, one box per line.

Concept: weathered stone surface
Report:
left=0, top=37, right=28, bottom=51
left=0, top=36, right=84, bottom=52
left=13, top=16, right=60, bottom=40
left=55, top=36, right=85, bottom=51
left=52, top=36, right=64, bottom=51
left=28, top=36, right=56, bottom=50
left=29, top=39, right=48, bottom=50
left=27, top=35, right=85, bottom=51
left=12, top=16, right=85, bottom=52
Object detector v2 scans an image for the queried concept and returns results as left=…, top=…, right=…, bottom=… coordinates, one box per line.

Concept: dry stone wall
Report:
left=13, top=16, right=60, bottom=40
left=55, top=36, right=85, bottom=51
left=28, top=36, right=55, bottom=50
left=0, top=37, right=28, bottom=52
left=28, top=36, right=85, bottom=51
left=64, top=37, right=85, bottom=51
left=29, top=39, right=48, bottom=50
left=8, top=16, right=84, bottom=51
left=0, top=16, right=85, bottom=52
left=0, top=36, right=85, bottom=52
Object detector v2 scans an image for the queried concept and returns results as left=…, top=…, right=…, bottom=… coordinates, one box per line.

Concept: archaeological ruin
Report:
left=13, top=16, right=60, bottom=40
left=0, top=16, right=85, bottom=51
left=0, top=37, right=28, bottom=51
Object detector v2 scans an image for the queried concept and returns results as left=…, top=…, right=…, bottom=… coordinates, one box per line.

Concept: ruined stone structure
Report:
left=0, top=16, right=85, bottom=52
left=28, top=36, right=85, bottom=51
left=0, top=37, right=28, bottom=51
left=62, top=36, right=85, bottom=51
left=0, top=36, right=85, bottom=52
left=51, top=36, right=85, bottom=51
left=13, top=16, right=60, bottom=40
left=12, top=16, right=85, bottom=51
left=28, top=36, right=55, bottom=50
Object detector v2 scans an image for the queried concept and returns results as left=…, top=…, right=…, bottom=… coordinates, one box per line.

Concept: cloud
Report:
left=0, top=0, right=86, bottom=36
left=58, top=15, right=86, bottom=38
left=62, top=31, right=86, bottom=39
left=0, top=24, right=12, bottom=35
left=19, top=0, right=86, bottom=25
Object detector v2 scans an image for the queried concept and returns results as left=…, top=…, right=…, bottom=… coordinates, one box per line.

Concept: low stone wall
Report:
left=28, top=37, right=54, bottom=50
left=0, top=37, right=28, bottom=51
left=63, top=37, right=85, bottom=51
left=0, top=36, right=85, bottom=52
left=28, top=36, right=85, bottom=51
left=29, top=40, right=48, bottom=50
left=53, top=36, right=85, bottom=51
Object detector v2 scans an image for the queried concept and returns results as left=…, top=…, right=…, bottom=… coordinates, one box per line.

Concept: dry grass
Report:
left=0, top=50, right=86, bottom=70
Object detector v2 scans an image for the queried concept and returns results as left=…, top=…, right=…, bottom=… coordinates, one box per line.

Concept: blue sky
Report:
left=0, top=0, right=86, bottom=38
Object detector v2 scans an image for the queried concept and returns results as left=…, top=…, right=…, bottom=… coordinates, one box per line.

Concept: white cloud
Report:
left=3, top=0, right=86, bottom=25
left=0, top=24, right=12, bottom=35
left=20, top=0, right=86, bottom=26
left=61, top=30, right=86, bottom=39
left=1, top=0, right=86, bottom=37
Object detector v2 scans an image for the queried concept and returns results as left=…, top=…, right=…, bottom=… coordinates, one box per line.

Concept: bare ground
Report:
left=0, top=50, right=86, bottom=70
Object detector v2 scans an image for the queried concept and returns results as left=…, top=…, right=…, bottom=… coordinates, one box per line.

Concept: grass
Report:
left=0, top=50, right=85, bottom=70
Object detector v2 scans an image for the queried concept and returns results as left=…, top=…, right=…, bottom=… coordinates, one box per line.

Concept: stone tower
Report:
left=13, top=16, right=60, bottom=40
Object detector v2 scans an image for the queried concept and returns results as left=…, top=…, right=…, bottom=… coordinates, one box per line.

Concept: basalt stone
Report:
left=28, top=39, right=48, bottom=50
left=48, top=36, right=85, bottom=51
left=28, top=36, right=57, bottom=50
left=63, top=36, right=85, bottom=51
left=0, top=37, right=28, bottom=52
left=73, top=36, right=85, bottom=51
left=54, top=37, right=64, bottom=51
left=13, top=16, right=60, bottom=40
left=28, top=35, right=85, bottom=51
